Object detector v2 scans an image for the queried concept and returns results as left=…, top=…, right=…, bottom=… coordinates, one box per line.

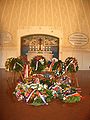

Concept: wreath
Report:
left=5, top=57, right=24, bottom=72
left=64, top=57, right=79, bottom=73
left=13, top=81, right=53, bottom=106
left=52, top=60, right=65, bottom=76
left=30, top=55, right=46, bottom=73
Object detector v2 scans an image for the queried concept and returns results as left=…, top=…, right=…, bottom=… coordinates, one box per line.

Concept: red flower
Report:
left=54, top=87, right=59, bottom=91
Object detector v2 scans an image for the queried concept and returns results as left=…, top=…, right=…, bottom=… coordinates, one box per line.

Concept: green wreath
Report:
left=65, top=57, right=79, bottom=73
left=5, top=57, right=24, bottom=72
left=52, top=60, right=65, bottom=76
left=30, top=55, right=46, bottom=73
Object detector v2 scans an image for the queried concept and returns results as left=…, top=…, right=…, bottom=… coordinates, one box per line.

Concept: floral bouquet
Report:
left=13, top=81, right=53, bottom=106
left=59, top=83, right=81, bottom=103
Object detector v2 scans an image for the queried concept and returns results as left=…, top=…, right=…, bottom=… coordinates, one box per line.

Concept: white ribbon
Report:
left=26, top=89, right=36, bottom=102
left=35, top=61, right=39, bottom=71
left=39, top=92, right=48, bottom=105
left=65, top=60, right=73, bottom=71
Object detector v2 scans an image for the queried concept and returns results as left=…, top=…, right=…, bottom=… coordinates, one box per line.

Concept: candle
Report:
left=46, top=47, right=47, bottom=51
left=43, top=46, right=44, bottom=51
left=33, top=46, right=34, bottom=51
left=49, top=46, right=51, bottom=51
left=36, top=46, right=37, bottom=51
left=29, top=46, right=31, bottom=51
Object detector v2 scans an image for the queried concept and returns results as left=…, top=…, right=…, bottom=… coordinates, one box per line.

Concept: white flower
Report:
left=38, top=84, right=43, bottom=90
left=38, top=86, right=42, bottom=91
left=44, top=84, right=48, bottom=89
left=30, top=84, right=37, bottom=89
left=39, top=59, right=44, bottom=65
left=18, top=95, right=24, bottom=101
left=63, top=97, right=66, bottom=100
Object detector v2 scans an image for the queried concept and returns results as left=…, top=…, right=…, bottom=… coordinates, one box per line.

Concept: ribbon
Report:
left=24, top=64, right=29, bottom=78
left=35, top=61, right=39, bottom=71
left=26, top=89, right=36, bottom=102
left=39, top=92, right=48, bottom=105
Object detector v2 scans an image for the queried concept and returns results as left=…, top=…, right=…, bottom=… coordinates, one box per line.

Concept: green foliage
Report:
left=46, top=89, right=53, bottom=102
left=40, top=79, right=52, bottom=87
left=31, top=97, right=44, bottom=106
left=60, top=84, right=68, bottom=89
left=46, top=89, right=53, bottom=97
left=65, top=57, right=79, bottom=73
left=5, top=57, right=24, bottom=72
left=52, top=60, right=65, bottom=76
left=30, top=55, right=46, bottom=73
left=64, top=96, right=81, bottom=103
left=71, top=87, right=77, bottom=93
left=58, top=93, right=64, bottom=100
left=52, top=60, right=63, bottom=70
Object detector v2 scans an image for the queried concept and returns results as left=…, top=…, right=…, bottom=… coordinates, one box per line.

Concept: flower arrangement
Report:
left=58, top=84, right=81, bottom=103
left=52, top=60, right=65, bottom=76
left=30, top=55, right=46, bottom=73
left=65, top=57, right=79, bottom=73
left=13, top=81, right=53, bottom=106
left=47, top=58, right=58, bottom=71
left=5, top=57, right=24, bottom=72
left=13, top=72, right=81, bottom=106
left=5, top=55, right=82, bottom=106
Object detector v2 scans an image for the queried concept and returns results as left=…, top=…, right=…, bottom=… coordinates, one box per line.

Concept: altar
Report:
left=21, top=34, right=59, bottom=61
left=27, top=51, right=53, bottom=61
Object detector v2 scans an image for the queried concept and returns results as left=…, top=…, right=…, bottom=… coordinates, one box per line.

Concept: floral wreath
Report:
left=52, top=60, right=65, bottom=76
left=30, top=55, right=46, bottom=73
left=64, top=57, right=79, bottom=73
left=5, top=56, right=82, bottom=106
left=5, top=57, right=24, bottom=72
left=13, top=81, right=53, bottom=106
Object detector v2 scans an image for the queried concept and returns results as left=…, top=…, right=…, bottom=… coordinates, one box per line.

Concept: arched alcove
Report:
left=21, top=34, right=59, bottom=61
left=17, top=26, right=63, bottom=60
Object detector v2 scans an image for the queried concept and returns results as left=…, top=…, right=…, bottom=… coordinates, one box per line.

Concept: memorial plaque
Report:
left=0, top=32, right=12, bottom=45
left=69, top=33, right=88, bottom=46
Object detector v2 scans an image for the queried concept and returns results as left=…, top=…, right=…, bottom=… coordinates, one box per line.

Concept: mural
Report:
left=21, top=34, right=59, bottom=59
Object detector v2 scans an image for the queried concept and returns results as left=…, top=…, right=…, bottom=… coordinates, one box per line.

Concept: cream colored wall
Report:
left=0, top=0, right=90, bottom=69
